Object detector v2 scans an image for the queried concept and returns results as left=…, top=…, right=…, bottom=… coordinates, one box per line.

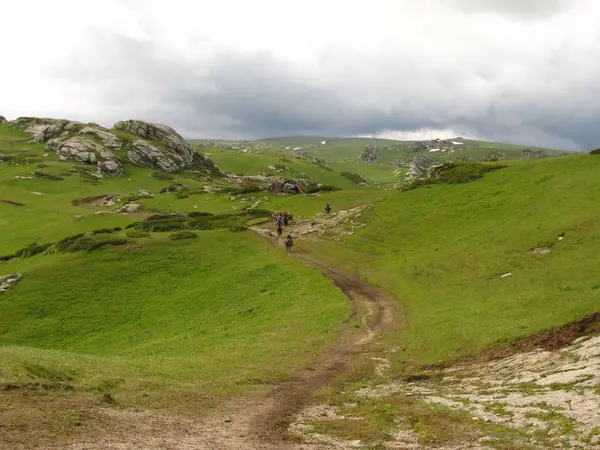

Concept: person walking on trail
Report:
left=325, top=203, right=331, bottom=214
left=283, top=212, right=289, bottom=226
left=285, top=234, right=293, bottom=252
left=276, top=223, right=283, bottom=237
left=275, top=213, right=283, bottom=226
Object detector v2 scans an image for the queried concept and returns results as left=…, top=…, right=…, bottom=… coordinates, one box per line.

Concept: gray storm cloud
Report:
left=4, top=0, right=599, bottom=151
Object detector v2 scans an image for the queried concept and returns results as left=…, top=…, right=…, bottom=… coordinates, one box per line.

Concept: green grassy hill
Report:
left=2, top=119, right=598, bottom=448
left=190, top=135, right=569, bottom=185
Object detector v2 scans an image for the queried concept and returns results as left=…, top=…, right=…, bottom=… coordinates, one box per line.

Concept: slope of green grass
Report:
left=308, top=155, right=600, bottom=368
left=0, top=231, right=348, bottom=407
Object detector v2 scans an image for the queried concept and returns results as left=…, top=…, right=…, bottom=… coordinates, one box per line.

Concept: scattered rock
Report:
left=529, top=247, right=551, bottom=255
left=136, top=189, right=154, bottom=198
left=160, top=184, right=187, bottom=193
left=73, top=215, right=83, bottom=221
left=120, top=203, right=141, bottom=213
left=0, top=273, right=22, bottom=293
left=31, top=192, right=43, bottom=195
left=500, top=272, right=512, bottom=279
left=268, top=178, right=309, bottom=195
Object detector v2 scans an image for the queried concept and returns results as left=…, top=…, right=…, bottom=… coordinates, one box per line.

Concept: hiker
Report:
left=283, top=211, right=289, bottom=226
left=275, top=213, right=283, bottom=226
left=285, top=234, right=293, bottom=252
left=325, top=203, right=331, bottom=214
left=277, top=223, right=283, bottom=237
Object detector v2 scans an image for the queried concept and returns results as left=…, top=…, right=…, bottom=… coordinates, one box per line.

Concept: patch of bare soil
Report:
left=71, top=195, right=110, bottom=207
left=467, top=312, right=600, bottom=364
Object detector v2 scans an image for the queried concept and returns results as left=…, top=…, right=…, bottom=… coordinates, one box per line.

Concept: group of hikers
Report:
left=275, top=211, right=294, bottom=252
left=274, top=203, right=332, bottom=252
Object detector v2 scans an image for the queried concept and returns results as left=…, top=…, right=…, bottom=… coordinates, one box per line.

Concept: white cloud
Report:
left=0, top=0, right=599, bottom=150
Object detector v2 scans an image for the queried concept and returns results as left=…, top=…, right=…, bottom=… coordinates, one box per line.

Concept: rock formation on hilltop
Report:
left=0, top=115, right=7, bottom=123
left=8, top=117, right=223, bottom=178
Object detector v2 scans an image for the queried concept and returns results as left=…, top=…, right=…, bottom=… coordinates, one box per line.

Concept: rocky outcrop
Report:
left=361, top=146, right=379, bottom=164
left=404, top=155, right=434, bottom=181
left=113, top=120, right=196, bottom=172
left=521, top=148, right=549, bottom=159
left=46, top=136, right=123, bottom=176
left=268, top=178, right=309, bottom=194
left=8, top=117, right=223, bottom=177
left=0, top=115, right=7, bottom=123
left=10, top=117, right=74, bottom=142
left=0, top=273, right=22, bottom=294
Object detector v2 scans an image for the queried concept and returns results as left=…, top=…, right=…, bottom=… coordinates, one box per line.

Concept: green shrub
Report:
left=0, top=254, right=14, bottom=262
left=151, top=171, right=175, bottom=180
left=14, top=242, right=53, bottom=258
left=219, top=185, right=264, bottom=195
left=63, top=237, right=128, bottom=252
left=169, top=231, right=198, bottom=240
left=188, top=211, right=214, bottom=217
left=34, top=171, right=64, bottom=181
left=306, top=184, right=341, bottom=193
left=590, top=149, right=600, bottom=155
left=230, top=225, right=248, bottom=232
left=341, top=171, right=367, bottom=184
left=126, top=230, right=151, bottom=238
left=401, top=163, right=507, bottom=191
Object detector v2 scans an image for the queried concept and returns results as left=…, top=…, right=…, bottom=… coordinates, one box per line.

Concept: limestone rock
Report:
left=120, top=203, right=141, bottom=213
left=160, top=183, right=187, bottom=193
left=268, top=178, right=309, bottom=194
left=114, top=120, right=195, bottom=170
left=0, top=273, right=22, bottom=294
left=47, top=136, right=123, bottom=176
left=361, top=146, right=380, bottom=164
left=405, top=155, right=434, bottom=181
left=9, top=117, right=74, bottom=142
left=127, top=140, right=182, bottom=172
left=136, top=189, right=154, bottom=198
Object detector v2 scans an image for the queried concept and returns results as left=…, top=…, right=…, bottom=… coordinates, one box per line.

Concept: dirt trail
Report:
left=22, top=223, right=398, bottom=450
left=243, top=230, right=396, bottom=447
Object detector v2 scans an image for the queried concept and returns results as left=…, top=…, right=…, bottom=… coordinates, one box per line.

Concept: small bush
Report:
left=306, top=184, right=341, bottom=193
left=64, top=237, right=128, bottom=252
left=220, top=185, right=264, bottom=195
left=341, top=171, right=367, bottom=184
left=169, top=231, right=198, bottom=240
left=14, top=242, right=53, bottom=258
left=151, top=171, right=175, bottom=180
left=590, top=149, right=600, bottom=155
left=90, top=227, right=121, bottom=235
left=0, top=254, right=15, bottom=262
left=188, top=211, right=214, bottom=217
left=230, top=225, right=248, bottom=232
left=34, top=171, right=64, bottom=181
left=55, top=233, right=86, bottom=252
left=126, top=230, right=151, bottom=238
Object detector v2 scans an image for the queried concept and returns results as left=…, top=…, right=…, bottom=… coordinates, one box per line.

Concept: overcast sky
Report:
left=2, top=0, right=599, bottom=150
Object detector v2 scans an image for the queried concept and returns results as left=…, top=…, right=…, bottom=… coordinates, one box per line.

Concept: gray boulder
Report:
left=0, top=273, right=22, bottom=294
left=114, top=120, right=196, bottom=171
left=120, top=203, right=141, bottom=213
left=405, top=155, right=434, bottom=181
left=361, top=146, right=380, bottom=164
left=46, top=136, right=123, bottom=176
left=9, top=117, right=74, bottom=142
left=0, top=115, right=6, bottom=123
left=268, top=178, right=309, bottom=194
